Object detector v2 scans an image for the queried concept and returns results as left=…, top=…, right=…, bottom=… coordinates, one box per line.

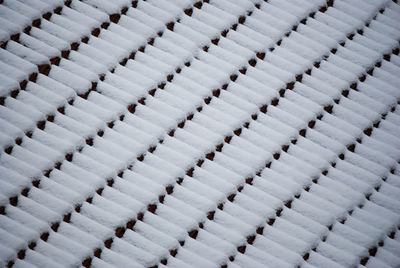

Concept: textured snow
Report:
left=1, top=0, right=400, bottom=267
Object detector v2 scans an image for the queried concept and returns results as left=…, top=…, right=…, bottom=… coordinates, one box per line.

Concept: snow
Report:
left=1, top=0, right=400, bottom=267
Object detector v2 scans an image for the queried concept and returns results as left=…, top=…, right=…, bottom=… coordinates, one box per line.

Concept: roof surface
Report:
left=1, top=0, right=400, bottom=267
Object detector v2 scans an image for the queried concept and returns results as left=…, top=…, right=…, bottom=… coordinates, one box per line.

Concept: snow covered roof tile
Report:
left=1, top=0, right=400, bottom=267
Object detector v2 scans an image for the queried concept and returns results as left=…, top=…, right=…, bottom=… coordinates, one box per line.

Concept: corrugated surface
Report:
left=0, top=0, right=400, bottom=267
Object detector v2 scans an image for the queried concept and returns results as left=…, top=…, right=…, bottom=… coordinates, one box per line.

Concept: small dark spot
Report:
left=82, top=257, right=92, bottom=268
left=194, top=1, right=202, bottom=9
left=276, top=208, right=282, bottom=217
left=360, top=257, right=369, bottom=265
left=207, top=211, right=215, bottom=220
left=170, top=249, right=178, bottom=257
left=237, top=245, right=246, bottom=253
left=75, top=204, right=81, bottom=212
left=247, top=235, right=256, bottom=245
left=318, top=6, right=327, bottom=12
left=216, top=143, right=223, bottom=152
left=324, top=105, right=333, bottom=114
left=165, top=185, right=174, bottom=195
left=268, top=218, right=276, bottom=225
left=137, top=154, right=144, bottom=161
left=32, top=180, right=40, bottom=188
left=65, top=153, right=73, bottom=162
left=188, top=229, right=198, bottom=239
left=32, top=18, right=41, bottom=28
left=104, top=238, right=113, bottom=248
left=109, top=13, right=121, bottom=24
left=211, top=38, right=219, bottom=45
left=42, top=12, right=52, bottom=20
left=369, top=247, right=377, bottom=256
left=21, top=188, right=29, bottom=197
left=40, top=232, right=49, bottom=241
left=4, top=146, right=12, bottom=154
left=63, top=213, right=71, bottom=223
left=94, top=248, right=102, bottom=258
left=158, top=82, right=166, bottom=89
left=238, top=16, right=246, bottom=24
left=234, top=128, right=242, bottom=136
left=166, top=22, right=175, bottom=31
left=9, top=196, right=18, bottom=206
left=245, top=177, right=253, bottom=184
left=107, top=178, right=114, bottom=187
left=51, top=222, right=59, bottom=232
left=167, top=74, right=174, bottom=82
left=186, top=167, right=194, bottom=177
left=115, top=226, right=126, bottom=238
left=184, top=8, right=193, bottom=16
left=36, top=120, right=46, bottom=130
left=260, top=105, right=267, bottom=113
left=347, top=144, right=355, bottom=152
left=91, top=27, right=100, bottom=37
left=28, top=242, right=36, bottom=250
left=204, top=97, right=212, bottom=105
left=17, top=249, right=25, bottom=259
left=389, top=231, right=395, bottom=239
left=364, top=127, right=372, bottom=136
left=256, top=52, right=265, bottom=60
left=197, top=159, right=204, bottom=167
left=248, top=59, right=257, bottom=67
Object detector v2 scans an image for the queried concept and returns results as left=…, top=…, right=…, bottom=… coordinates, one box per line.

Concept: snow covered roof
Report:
left=1, top=0, right=400, bottom=267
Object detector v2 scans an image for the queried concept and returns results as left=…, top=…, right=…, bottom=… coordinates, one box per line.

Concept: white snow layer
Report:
left=0, top=0, right=400, bottom=267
